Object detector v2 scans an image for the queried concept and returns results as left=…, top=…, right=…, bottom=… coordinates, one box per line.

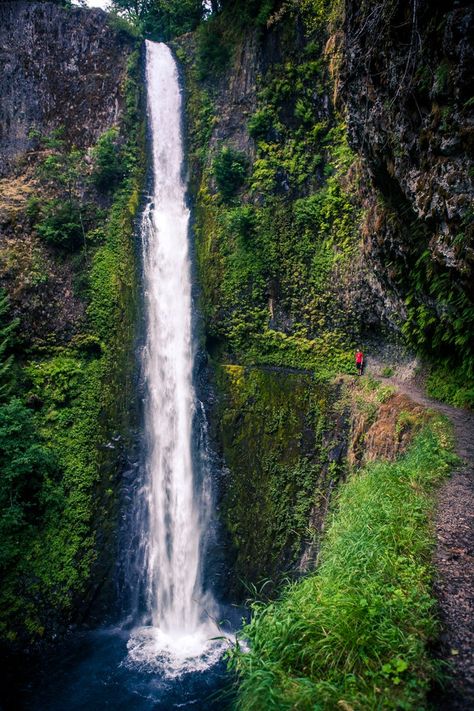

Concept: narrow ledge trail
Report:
left=383, top=376, right=474, bottom=709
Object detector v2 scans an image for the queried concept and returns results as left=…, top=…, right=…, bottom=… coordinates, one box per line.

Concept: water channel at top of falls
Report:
left=11, top=41, right=237, bottom=711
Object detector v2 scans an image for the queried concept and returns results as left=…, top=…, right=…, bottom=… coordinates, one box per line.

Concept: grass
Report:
left=229, top=418, right=457, bottom=710
left=426, top=362, right=474, bottom=410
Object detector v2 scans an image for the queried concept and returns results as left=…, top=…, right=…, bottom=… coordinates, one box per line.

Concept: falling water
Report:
left=126, top=41, right=226, bottom=677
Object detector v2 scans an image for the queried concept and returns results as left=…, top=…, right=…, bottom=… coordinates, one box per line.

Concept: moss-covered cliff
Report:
left=214, top=365, right=348, bottom=596
left=173, top=4, right=471, bottom=705
left=0, top=3, right=471, bottom=707
left=177, top=0, right=367, bottom=599
left=173, top=0, right=473, bottom=599
left=0, top=2, right=143, bottom=644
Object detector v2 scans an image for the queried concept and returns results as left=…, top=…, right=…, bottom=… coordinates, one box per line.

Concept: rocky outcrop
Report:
left=342, top=0, right=474, bottom=347
left=0, top=1, right=133, bottom=176
left=0, top=1, right=141, bottom=646
left=349, top=391, right=428, bottom=467
left=0, top=2, right=135, bottom=345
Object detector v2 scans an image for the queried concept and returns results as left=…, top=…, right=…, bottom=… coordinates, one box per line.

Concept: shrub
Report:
left=226, top=205, right=257, bottom=245
left=0, top=290, right=19, bottom=401
left=248, top=108, right=274, bottom=141
left=196, top=18, right=231, bottom=80
left=212, top=146, right=248, bottom=202
left=0, top=398, right=59, bottom=571
left=35, top=200, right=84, bottom=249
left=91, top=128, right=124, bottom=193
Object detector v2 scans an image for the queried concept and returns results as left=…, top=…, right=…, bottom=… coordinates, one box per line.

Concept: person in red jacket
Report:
left=355, top=349, right=364, bottom=376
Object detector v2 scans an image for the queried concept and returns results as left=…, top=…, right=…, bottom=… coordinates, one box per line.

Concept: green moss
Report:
left=216, top=364, right=345, bottom=595
left=182, top=3, right=362, bottom=376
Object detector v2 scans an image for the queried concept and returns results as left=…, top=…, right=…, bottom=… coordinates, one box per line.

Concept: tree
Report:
left=0, top=399, right=59, bottom=570
left=0, top=290, right=19, bottom=402
left=0, top=292, right=58, bottom=571
left=29, top=128, right=91, bottom=251
left=212, top=146, right=248, bottom=202
left=91, top=128, right=124, bottom=193
left=109, top=0, right=205, bottom=40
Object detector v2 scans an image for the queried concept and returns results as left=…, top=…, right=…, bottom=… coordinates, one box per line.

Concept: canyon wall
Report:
left=0, top=1, right=141, bottom=645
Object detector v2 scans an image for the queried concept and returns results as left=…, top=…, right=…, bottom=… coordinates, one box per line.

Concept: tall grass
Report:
left=229, top=419, right=457, bottom=710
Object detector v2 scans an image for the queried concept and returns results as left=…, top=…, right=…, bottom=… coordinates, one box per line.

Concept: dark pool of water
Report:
left=5, top=626, right=235, bottom=711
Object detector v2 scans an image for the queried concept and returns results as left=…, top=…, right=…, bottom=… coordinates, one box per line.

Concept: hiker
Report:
left=355, top=349, right=364, bottom=376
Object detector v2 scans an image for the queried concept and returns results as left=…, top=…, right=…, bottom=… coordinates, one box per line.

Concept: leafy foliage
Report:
left=91, top=128, right=125, bottom=193
left=212, top=146, right=248, bottom=202
left=0, top=399, right=59, bottom=572
left=402, top=246, right=474, bottom=380
left=0, top=47, right=143, bottom=641
left=34, top=200, right=84, bottom=249
left=426, top=362, right=474, bottom=409
left=195, top=15, right=232, bottom=79
left=0, top=292, right=59, bottom=575
left=29, top=128, right=98, bottom=250
left=0, top=290, right=19, bottom=401
left=109, top=0, right=204, bottom=40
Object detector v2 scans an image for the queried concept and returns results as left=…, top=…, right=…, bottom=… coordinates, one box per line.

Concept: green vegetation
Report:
left=402, top=229, right=474, bottom=399
left=182, top=1, right=361, bottom=376
left=230, top=419, right=457, bottom=710
left=109, top=0, right=204, bottom=41
left=196, top=17, right=232, bottom=80
left=181, top=0, right=474, bottom=411
left=216, top=365, right=344, bottom=595
left=0, top=290, right=59, bottom=576
left=0, top=290, right=19, bottom=400
left=212, top=146, right=248, bottom=202
left=0, top=47, right=143, bottom=641
left=91, top=127, right=125, bottom=193
left=426, top=362, right=474, bottom=409
left=27, top=128, right=102, bottom=250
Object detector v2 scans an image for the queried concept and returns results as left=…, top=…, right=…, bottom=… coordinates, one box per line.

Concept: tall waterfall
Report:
left=126, top=41, right=225, bottom=677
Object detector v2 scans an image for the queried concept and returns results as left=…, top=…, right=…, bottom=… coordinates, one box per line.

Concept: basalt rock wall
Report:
left=342, top=0, right=474, bottom=373
left=0, top=1, right=132, bottom=176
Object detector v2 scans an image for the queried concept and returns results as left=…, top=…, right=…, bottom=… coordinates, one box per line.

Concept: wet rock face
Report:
left=343, top=0, right=474, bottom=279
left=0, top=1, right=132, bottom=176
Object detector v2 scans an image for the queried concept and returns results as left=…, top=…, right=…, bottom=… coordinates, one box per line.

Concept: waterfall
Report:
left=126, top=41, right=226, bottom=677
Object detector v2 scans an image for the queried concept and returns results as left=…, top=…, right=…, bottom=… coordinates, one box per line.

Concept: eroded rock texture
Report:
left=0, top=1, right=131, bottom=176
left=343, top=0, right=474, bottom=335
left=0, top=1, right=134, bottom=344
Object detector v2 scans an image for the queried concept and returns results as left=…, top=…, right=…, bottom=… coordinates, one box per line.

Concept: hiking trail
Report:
left=380, top=374, right=474, bottom=709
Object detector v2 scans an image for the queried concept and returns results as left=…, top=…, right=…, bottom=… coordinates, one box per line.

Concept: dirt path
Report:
left=382, top=376, right=474, bottom=708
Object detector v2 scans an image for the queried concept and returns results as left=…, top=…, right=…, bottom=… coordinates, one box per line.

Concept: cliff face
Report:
left=0, top=1, right=130, bottom=176
left=344, top=0, right=473, bottom=255
left=179, top=0, right=473, bottom=595
left=0, top=2, right=141, bottom=645
left=342, top=0, right=474, bottom=379
left=0, top=2, right=136, bottom=344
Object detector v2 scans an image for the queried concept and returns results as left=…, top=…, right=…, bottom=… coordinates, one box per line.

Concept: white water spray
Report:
left=126, top=41, right=226, bottom=677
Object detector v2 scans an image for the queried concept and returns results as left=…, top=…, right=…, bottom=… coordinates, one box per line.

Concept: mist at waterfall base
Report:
left=11, top=42, right=238, bottom=711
